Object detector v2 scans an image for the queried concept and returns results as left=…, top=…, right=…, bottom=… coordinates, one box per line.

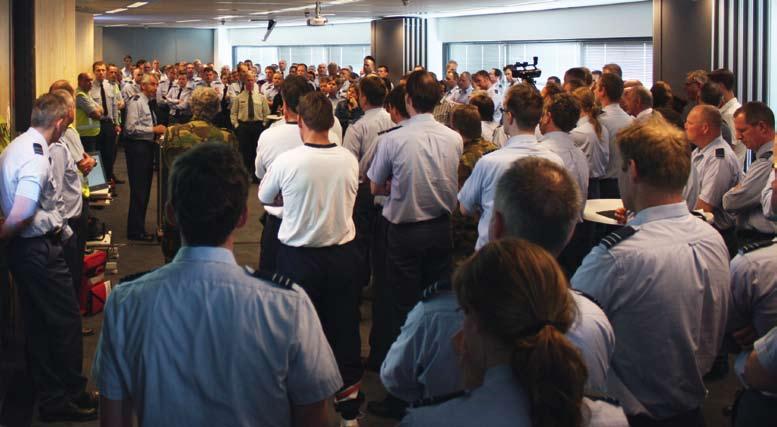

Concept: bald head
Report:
left=685, top=104, right=722, bottom=147
left=624, top=85, right=653, bottom=116
left=77, top=72, right=94, bottom=91
left=49, top=80, right=75, bottom=96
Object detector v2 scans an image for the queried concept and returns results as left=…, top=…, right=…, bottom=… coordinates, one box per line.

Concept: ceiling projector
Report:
left=307, top=15, right=328, bottom=26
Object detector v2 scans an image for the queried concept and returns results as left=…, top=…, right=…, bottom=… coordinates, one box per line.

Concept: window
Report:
left=445, top=39, right=653, bottom=87
left=234, top=45, right=370, bottom=71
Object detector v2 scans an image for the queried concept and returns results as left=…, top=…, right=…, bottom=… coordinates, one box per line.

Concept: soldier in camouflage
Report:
left=450, top=105, right=498, bottom=263
left=161, top=87, right=238, bottom=262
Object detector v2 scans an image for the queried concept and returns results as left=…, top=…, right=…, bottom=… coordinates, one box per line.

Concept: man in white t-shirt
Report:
left=258, top=91, right=362, bottom=427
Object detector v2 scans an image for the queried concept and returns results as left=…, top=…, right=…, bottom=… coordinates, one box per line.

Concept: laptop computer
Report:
left=87, top=152, right=110, bottom=192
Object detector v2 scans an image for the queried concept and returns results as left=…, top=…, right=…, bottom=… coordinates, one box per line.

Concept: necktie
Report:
left=148, top=99, right=158, bottom=126
left=167, top=82, right=174, bottom=95
left=99, top=82, right=109, bottom=118
left=177, top=88, right=182, bottom=100
left=248, top=90, right=255, bottom=120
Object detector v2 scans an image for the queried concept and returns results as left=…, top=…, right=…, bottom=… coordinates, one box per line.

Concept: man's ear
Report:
left=489, top=210, right=505, bottom=241
left=628, top=159, right=639, bottom=182
left=235, top=206, right=248, bottom=229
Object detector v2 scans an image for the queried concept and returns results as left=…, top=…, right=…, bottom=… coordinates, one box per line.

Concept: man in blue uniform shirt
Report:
left=572, top=117, right=730, bottom=425
left=368, top=70, right=463, bottom=375
left=0, top=94, right=96, bottom=422
left=94, top=143, right=342, bottom=427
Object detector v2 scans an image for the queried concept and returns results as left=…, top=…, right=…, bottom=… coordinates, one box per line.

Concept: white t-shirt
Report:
left=258, top=144, right=358, bottom=247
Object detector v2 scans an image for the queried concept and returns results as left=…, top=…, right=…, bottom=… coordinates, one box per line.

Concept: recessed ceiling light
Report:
left=176, top=19, right=202, bottom=23
left=106, top=8, right=128, bottom=13
left=126, top=1, right=148, bottom=7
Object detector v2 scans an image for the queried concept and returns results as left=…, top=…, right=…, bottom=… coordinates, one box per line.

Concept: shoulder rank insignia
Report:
left=33, top=143, right=43, bottom=155
left=250, top=268, right=296, bottom=290
left=421, top=279, right=452, bottom=301
left=572, top=289, right=603, bottom=310
left=715, top=148, right=725, bottom=158
left=690, top=210, right=707, bottom=221
left=131, top=95, right=140, bottom=101
left=378, top=125, right=402, bottom=135
left=760, top=150, right=774, bottom=160
left=411, top=390, right=468, bottom=408
left=598, top=226, right=637, bottom=250
left=585, top=392, right=621, bottom=407
left=739, top=239, right=776, bottom=255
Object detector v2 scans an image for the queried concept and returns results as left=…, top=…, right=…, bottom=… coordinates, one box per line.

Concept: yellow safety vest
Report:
left=75, top=90, right=100, bottom=137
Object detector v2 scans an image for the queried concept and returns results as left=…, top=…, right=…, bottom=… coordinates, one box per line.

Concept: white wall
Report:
left=228, top=22, right=370, bottom=47
left=435, top=1, right=652, bottom=43
left=75, top=12, right=94, bottom=74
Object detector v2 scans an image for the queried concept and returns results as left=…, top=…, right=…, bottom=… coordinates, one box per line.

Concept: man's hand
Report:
left=115, top=125, right=122, bottom=134
left=153, top=125, right=166, bottom=135
left=613, top=207, right=631, bottom=224
left=733, top=324, right=757, bottom=349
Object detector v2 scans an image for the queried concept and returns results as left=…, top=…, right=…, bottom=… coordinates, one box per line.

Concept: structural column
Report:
left=371, top=17, right=427, bottom=82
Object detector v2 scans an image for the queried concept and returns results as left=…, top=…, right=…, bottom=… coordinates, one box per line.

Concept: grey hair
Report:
left=493, top=157, right=581, bottom=256
left=190, top=87, right=220, bottom=121
left=50, top=89, right=75, bottom=109
left=30, top=93, right=69, bottom=128
left=140, top=73, right=158, bottom=85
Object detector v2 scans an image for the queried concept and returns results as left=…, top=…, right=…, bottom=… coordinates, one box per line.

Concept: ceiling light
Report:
left=105, top=24, right=128, bottom=27
left=93, top=13, right=102, bottom=16
left=106, top=8, right=128, bottom=13
left=142, top=22, right=164, bottom=25
left=126, top=2, right=148, bottom=7
left=176, top=19, right=202, bottom=23
left=214, top=15, right=239, bottom=19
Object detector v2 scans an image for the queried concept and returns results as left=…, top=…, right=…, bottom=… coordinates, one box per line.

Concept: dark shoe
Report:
left=82, top=327, right=95, bottom=336
left=72, top=391, right=99, bottom=410
left=39, top=402, right=98, bottom=422
left=128, top=232, right=155, bottom=242
left=366, top=394, right=407, bottom=420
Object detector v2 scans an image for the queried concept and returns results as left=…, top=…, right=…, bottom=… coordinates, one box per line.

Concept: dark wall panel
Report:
left=101, top=28, right=214, bottom=66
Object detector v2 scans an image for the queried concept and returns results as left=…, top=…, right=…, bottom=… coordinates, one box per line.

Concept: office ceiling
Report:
left=76, top=0, right=645, bottom=28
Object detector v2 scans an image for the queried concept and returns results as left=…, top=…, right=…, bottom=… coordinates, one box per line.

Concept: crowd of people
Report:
left=0, top=51, right=776, bottom=427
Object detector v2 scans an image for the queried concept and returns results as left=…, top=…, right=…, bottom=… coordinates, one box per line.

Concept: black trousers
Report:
left=386, top=215, right=452, bottom=343
left=80, top=135, right=98, bottom=154
left=98, top=121, right=117, bottom=180
left=277, top=241, right=363, bottom=387
left=157, top=104, right=171, bottom=126
left=599, top=177, right=620, bottom=199
left=259, top=213, right=282, bottom=273
left=236, top=121, right=263, bottom=180
left=125, top=139, right=156, bottom=236
left=367, top=210, right=393, bottom=369
left=8, top=236, right=86, bottom=412
left=65, top=199, right=89, bottom=301
left=352, top=183, right=374, bottom=289
left=627, top=407, right=705, bottom=427
left=733, top=389, right=777, bottom=427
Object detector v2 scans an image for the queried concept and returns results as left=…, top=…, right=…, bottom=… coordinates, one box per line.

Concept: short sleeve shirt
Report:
left=691, top=136, right=741, bottom=229
left=754, top=325, right=777, bottom=377
left=92, top=247, right=342, bottom=427
left=728, top=241, right=777, bottom=338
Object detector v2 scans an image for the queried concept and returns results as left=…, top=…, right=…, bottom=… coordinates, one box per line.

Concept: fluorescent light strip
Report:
left=176, top=19, right=202, bottom=23
left=106, top=8, right=128, bottom=13
left=126, top=1, right=148, bottom=7
left=105, top=24, right=128, bottom=27
left=142, top=22, right=164, bottom=25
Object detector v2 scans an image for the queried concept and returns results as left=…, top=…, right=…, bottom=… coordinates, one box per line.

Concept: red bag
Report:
left=80, top=250, right=108, bottom=313
left=85, top=281, right=112, bottom=316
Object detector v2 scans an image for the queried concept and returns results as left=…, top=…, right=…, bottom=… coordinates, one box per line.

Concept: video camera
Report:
left=513, top=56, right=542, bottom=86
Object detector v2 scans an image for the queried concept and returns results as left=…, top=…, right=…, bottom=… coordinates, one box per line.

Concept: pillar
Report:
left=371, top=17, right=427, bottom=82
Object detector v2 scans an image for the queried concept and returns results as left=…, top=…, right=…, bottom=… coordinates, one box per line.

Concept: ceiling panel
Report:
left=76, top=0, right=646, bottom=29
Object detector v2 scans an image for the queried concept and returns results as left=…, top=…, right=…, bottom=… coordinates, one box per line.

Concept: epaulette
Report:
left=377, top=125, right=402, bottom=135
left=119, top=269, right=156, bottom=284
left=572, top=289, right=603, bottom=311
left=760, top=150, right=774, bottom=160
left=420, top=279, right=452, bottom=301
left=411, top=390, right=468, bottom=408
left=131, top=95, right=140, bottom=101
left=598, top=226, right=637, bottom=250
left=585, top=392, right=621, bottom=407
left=738, top=239, right=776, bottom=255
left=715, top=148, right=725, bottom=158
left=247, top=267, right=297, bottom=291
left=33, top=143, right=43, bottom=155
left=690, top=210, right=707, bottom=221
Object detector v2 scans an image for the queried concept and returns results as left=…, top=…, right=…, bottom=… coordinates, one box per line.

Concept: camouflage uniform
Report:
left=452, top=137, right=498, bottom=263
left=160, top=119, right=238, bottom=262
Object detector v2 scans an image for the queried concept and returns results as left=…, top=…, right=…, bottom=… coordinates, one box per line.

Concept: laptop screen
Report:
left=87, top=152, right=109, bottom=191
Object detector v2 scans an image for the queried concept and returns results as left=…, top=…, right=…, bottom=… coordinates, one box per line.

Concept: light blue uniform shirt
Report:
left=446, top=86, right=472, bottom=105
left=572, top=202, right=730, bottom=418
left=761, top=169, right=775, bottom=220
left=723, top=141, right=776, bottom=234
left=125, top=93, right=157, bottom=142
left=343, top=107, right=395, bottom=179
left=50, top=138, right=83, bottom=221
left=380, top=291, right=464, bottom=402
left=571, top=116, right=610, bottom=179
left=92, top=246, right=342, bottom=427
left=486, top=85, right=503, bottom=123
left=458, top=134, right=563, bottom=250
left=367, top=113, right=463, bottom=224
left=729, top=239, right=777, bottom=338
left=401, top=364, right=628, bottom=427
left=0, top=128, right=67, bottom=238
left=539, top=130, right=590, bottom=218
left=599, top=104, right=634, bottom=179
left=754, top=325, right=777, bottom=377
left=89, top=79, right=120, bottom=123
left=691, top=136, right=741, bottom=230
